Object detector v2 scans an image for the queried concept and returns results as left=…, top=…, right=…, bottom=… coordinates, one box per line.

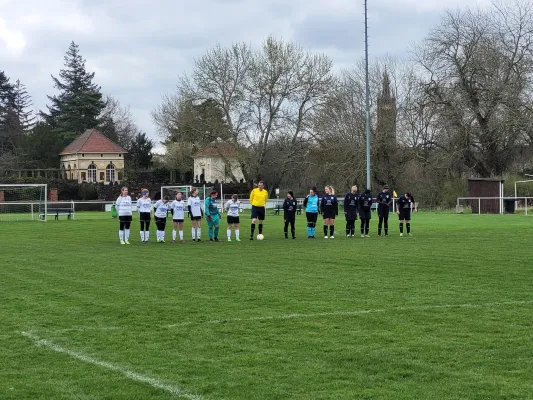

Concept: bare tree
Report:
left=414, top=0, right=533, bottom=177
left=99, top=96, right=139, bottom=149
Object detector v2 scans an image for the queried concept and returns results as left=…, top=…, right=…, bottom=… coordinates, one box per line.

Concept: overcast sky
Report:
left=0, top=0, right=492, bottom=150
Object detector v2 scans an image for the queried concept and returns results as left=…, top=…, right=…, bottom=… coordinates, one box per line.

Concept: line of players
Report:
left=296, top=185, right=416, bottom=239
left=114, top=184, right=416, bottom=244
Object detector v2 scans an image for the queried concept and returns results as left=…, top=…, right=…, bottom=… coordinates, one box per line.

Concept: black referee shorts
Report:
left=251, top=206, right=265, bottom=220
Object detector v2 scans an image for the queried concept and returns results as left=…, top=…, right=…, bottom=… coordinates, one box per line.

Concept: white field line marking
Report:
left=166, top=300, right=533, bottom=328
left=20, top=331, right=203, bottom=400
left=47, top=300, right=533, bottom=333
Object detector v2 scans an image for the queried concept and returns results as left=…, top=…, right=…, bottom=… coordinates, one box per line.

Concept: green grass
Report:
left=1, top=213, right=533, bottom=399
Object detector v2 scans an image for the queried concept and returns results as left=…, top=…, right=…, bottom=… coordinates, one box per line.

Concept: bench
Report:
left=40, top=208, right=75, bottom=220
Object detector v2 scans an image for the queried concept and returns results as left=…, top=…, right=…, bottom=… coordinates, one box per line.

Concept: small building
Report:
left=193, top=141, right=244, bottom=183
left=59, top=129, right=127, bottom=184
left=468, top=178, right=504, bottom=214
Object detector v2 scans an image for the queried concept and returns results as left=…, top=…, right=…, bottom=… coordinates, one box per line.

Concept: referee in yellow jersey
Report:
left=249, top=181, right=269, bottom=240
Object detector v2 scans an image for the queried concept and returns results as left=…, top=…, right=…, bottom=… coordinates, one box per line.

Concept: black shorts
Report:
left=139, top=212, right=151, bottom=221
left=399, top=210, right=411, bottom=221
left=173, top=219, right=184, bottom=223
left=284, top=215, right=296, bottom=223
left=227, top=216, right=240, bottom=224
left=345, top=210, right=358, bottom=221
left=191, top=215, right=202, bottom=221
left=306, top=212, right=318, bottom=223
left=251, top=206, right=265, bottom=220
left=119, top=215, right=132, bottom=222
left=359, top=209, right=371, bottom=220
left=378, top=207, right=390, bottom=218
left=322, top=212, right=336, bottom=220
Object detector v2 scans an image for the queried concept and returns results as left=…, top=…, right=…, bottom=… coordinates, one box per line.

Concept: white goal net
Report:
left=161, top=185, right=214, bottom=202
left=0, top=184, right=48, bottom=222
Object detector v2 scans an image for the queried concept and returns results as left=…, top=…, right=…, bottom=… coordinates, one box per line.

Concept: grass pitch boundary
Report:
left=20, top=331, right=203, bottom=400
left=40, top=299, right=533, bottom=334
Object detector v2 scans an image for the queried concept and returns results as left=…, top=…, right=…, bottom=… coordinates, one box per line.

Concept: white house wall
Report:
left=194, top=156, right=244, bottom=183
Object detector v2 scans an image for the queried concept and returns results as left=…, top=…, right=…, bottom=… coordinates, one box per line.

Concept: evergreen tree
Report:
left=41, top=41, right=105, bottom=143
left=127, top=132, right=154, bottom=170
left=12, top=79, right=35, bottom=131
left=0, top=71, right=17, bottom=155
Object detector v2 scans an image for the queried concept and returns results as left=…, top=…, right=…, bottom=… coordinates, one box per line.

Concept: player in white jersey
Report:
left=153, top=196, right=170, bottom=243
left=170, top=192, right=186, bottom=243
left=136, top=188, right=152, bottom=243
left=224, top=194, right=241, bottom=242
left=115, top=187, right=133, bottom=245
left=187, top=188, right=203, bottom=242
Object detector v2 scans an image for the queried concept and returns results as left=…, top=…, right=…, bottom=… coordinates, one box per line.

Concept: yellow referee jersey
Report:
left=250, top=188, right=268, bottom=207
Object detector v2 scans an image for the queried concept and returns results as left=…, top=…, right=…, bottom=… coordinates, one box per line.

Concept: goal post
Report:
left=0, top=184, right=48, bottom=222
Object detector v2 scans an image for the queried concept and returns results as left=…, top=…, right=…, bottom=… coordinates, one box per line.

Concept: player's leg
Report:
left=178, top=221, right=184, bottom=242
left=365, top=213, right=370, bottom=237
left=124, top=217, right=131, bottom=244
left=360, top=217, right=365, bottom=237
left=323, top=217, right=329, bottom=238
left=257, top=208, right=265, bottom=235
left=284, top=219, right=289, bottom=239
left=145, top=218, right=150, bottom=242
left=172, top=220, right=178, bottom=242
left=140, top=220, right=145, bottom=242
left=329, top=218, right=335, bottom=238
left=160, top=218, right=167, bottom=243
left=227, top=216, right=233, bottom=241
left=384, top=211, right=389, bottom=236
left=213, top=216, right=220, bottom=241
left=406, top=213, right=412, bottom=235
left=378, top=212, right=383, bottom=236
left=290, top=218, right=295, bottom=239
left=196, top=219, right=202, bottom=241
left=399, top=212, right=404, bottom=236
left=250, top=206, right=257, bottom=239
left=208, top=217, right=214, bottom=241
left=346, top=218, right=350, bottom=236
left=119, top=217, right=125, bottom=244
left=191, top=219, right=197, bottom=241
left=235, top=219, right=240, bottom=241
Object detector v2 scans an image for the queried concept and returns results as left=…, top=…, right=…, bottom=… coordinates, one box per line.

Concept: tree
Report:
left=41, top=41, right=105, bottom=144
left=156, top=38, right=335, bottom=183
left=19, top=122, right=64, bottom=168
left=414, top=0, right=533, bottom=177
left=127, top=132, right=154, bottom=170
left=12, top=79, right=35, bottom=131
left=0, top=71, right=16, bottom=155
left=99, top=95, right=139, bottom=149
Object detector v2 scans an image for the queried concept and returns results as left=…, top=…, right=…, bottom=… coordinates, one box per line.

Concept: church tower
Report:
left=376, top=72, right=397, bottom=141
left=373, top=72, right=398, bottom=187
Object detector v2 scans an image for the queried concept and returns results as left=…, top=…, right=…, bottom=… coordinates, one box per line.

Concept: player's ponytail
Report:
left=328, top=186, right=335, bottom=195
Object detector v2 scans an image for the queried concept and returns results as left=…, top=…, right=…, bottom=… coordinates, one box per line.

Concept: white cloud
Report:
left=0, top=0, right=499, bottom=143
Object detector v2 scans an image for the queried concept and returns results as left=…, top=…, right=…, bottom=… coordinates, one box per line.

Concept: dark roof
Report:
left=468, top=178, right=505, bottom=182
left=60, top=129, right=127, bottom=155
left=194, top=142, right=239, bottom=158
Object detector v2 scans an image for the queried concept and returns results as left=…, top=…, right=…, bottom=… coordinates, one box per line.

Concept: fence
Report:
left=456, top=197, right=533, bottom=215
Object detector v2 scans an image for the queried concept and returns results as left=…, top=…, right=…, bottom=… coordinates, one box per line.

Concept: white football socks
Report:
left=140, top=231, right=145, bottom=241
left=197, top=228, right=201, bottom=239
left=191, top=228, right=196, bottom=240
left=179, top=230, right=183, bottom=240
left=119, top=230, right=124, bottom=242
left=227, top=229, right=231, bottom=239
left=236, top=229, right=240, bottom=239
left=125, top=229, right=130, bottom=241
left=172, top=230, right=177, bottom=240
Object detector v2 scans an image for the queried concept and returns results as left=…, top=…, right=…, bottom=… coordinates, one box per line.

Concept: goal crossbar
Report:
left=0, top=184, right=48, bottom=222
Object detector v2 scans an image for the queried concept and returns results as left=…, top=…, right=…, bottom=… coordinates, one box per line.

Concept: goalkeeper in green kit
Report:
left=205, top=191, right=221, bottom=242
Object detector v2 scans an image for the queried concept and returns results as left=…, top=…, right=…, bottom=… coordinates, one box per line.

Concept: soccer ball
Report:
left=256, top=234, right=264, bottom=240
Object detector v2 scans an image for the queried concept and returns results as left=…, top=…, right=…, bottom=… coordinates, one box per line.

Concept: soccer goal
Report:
left=161, top=185, right=193, bottom=202
left=0, top=184, right=48, bottom=222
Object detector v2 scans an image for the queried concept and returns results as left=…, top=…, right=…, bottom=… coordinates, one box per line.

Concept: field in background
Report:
left=1, top=213, right=533, bottom=399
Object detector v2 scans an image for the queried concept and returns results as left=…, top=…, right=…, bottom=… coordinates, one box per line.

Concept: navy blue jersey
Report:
left=320, top=194, right=338, bottom=215
left=377, top=191, right=392, bottom=209
left=344, top=193, right=358, bottom=213
left=397, top=194, right=414, bottom=210
left=283, top=198, right=297, bottom=218
left=358, top=193, right=373, bottom=210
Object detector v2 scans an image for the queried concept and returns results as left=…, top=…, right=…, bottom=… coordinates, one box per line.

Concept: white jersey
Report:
left=154, top=200, right=170, bottom=218
left=170, top=199, right=186, bottom=220
left=225, top=200, right=241, bottom=217
left=116, top=195, right=132, bottom=216
left=187, top=196, right=202, bottom=217
left=136, top=197, right=152, bottom=213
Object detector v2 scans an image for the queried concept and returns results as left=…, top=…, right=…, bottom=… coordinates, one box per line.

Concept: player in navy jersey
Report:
left=396, top=192, right=416, bottom=236
left=282, top=191, right=297, bottom=239
left=376, top=185, right=393, bottom=236
left=344, top=185, right=359, bottom=237
left=321, top=185, right=338, bottom=239
left=358, top=189, right=373, bottom=237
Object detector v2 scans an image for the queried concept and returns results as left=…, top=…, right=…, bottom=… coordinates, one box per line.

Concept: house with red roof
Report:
left=59, top=129, right=127, bottom=184
left=193, top=140, right=244, bottom=183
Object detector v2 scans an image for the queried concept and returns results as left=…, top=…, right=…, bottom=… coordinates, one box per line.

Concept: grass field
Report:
left=1, top=212, right=533, bottom=399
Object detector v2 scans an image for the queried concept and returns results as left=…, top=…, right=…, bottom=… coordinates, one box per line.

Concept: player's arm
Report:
left=344, top=194, right=349, bottom=214
left=249, top=189, right=254, bottom=205
left=335, top=196, right=339, bottom=215
left=303, top=196, right=308, bottom=208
